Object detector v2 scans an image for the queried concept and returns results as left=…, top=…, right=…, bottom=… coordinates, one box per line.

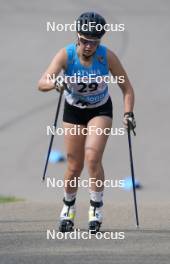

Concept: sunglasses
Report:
left=78, top=34, right=100, bottom=46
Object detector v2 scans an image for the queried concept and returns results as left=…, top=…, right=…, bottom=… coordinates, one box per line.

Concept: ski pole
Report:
left=127, top=123, right=139, bottom=227
left=42, top=90, right=63, bottom=181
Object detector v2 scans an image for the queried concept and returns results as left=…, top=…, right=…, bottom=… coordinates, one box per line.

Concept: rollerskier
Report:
left=38, top=12, right=136, bottom=233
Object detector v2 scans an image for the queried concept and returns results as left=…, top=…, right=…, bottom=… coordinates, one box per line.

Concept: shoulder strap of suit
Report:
left=66, top=44, right=75, bottom=65
left=95, top=45, right=107, bottom=66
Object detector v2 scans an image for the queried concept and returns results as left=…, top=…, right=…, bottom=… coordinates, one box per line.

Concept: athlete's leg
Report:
left=59, top=122, right=86, bottom=232
left=85, top=116, right=112, bottom=192
left=63, top=122, right=86, bottom=193
left=85, top=116, right=112, bottom=232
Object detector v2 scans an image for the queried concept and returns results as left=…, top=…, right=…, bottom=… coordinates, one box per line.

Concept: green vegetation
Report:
left=0, top=195, right=24, bottom=203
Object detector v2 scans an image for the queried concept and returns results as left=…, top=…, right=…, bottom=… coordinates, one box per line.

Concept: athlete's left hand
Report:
left=123, top=112, right=136, bottom=133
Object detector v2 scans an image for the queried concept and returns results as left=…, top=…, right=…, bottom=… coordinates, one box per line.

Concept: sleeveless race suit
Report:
left=64, top=43, right=110, bottom=109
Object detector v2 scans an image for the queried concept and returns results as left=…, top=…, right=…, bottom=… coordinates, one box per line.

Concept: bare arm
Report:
left=107, top=49, right=135, bottom=113
left=37, top=48, right=67, bottom=92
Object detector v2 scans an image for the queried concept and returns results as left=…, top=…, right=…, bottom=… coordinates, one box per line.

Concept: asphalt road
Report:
left=0, top=0, right=170, bottom=263
left=0, top=202, right=170, bottom=264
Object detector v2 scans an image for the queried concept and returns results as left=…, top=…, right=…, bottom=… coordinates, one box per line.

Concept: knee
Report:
left=67, top=153, right=84, bottom=176
left=67, top=164, right=84, bottom=176
left=85, top=150, right=101, bottom=172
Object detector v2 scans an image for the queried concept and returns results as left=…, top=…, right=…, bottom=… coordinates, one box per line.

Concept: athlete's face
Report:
left=77, top=33, right=100, bottom=57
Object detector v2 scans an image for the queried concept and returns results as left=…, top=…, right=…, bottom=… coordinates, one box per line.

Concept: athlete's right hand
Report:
left=54, top=80, right=65, bottom=93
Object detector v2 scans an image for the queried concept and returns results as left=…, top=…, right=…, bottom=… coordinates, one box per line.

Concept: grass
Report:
left=0, top=195, right=24, bottom=203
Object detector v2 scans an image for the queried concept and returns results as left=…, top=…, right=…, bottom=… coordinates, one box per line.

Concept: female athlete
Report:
left=38, top=12, right=136, bottom=233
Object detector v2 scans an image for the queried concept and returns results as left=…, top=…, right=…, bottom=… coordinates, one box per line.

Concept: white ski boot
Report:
left=59, top=198, right=76, bottom=232
left=88, top=200, right=103, bottom=234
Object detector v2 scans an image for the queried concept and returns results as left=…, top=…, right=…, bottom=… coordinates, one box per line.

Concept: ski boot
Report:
left=59, top=198, right=76, bottom=232
left=88, top=200, right=103, bottom=234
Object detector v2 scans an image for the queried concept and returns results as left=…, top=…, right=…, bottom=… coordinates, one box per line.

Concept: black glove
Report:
left=123, top=112, right=136, bottom=135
